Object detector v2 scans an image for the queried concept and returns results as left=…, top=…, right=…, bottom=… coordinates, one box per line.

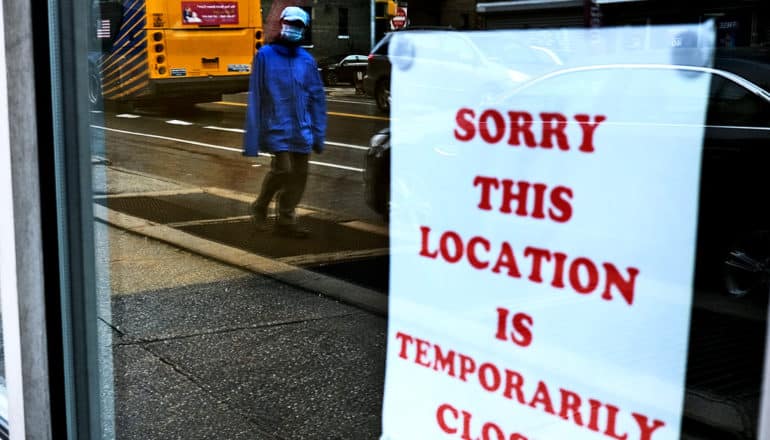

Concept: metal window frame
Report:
left=45, top=0, right=104, bottom=438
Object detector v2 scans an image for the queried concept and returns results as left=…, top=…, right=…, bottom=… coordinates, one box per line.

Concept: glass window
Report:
left=38, top=1, right=770, bottom=439
left=707, top=75, right=770, bottom=126
left=339, top=7, right=349, bottom=37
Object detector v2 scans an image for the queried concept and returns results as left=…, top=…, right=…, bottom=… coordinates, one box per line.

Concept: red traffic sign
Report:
left=391, top=7, right=407, bottom=29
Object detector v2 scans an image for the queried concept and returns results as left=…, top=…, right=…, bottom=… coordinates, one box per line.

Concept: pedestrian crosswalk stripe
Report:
left=90, top=125, right=364, bottom=173
left=202, top=126, right=368, bottom=150
left=204, top=125, right=245, bottom=133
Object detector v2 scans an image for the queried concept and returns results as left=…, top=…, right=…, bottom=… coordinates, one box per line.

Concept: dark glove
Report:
left=312, top=143, right=324, bottom=154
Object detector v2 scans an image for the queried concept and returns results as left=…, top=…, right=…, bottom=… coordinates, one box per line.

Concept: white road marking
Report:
left=327, top=98, right=376, bottom=106
left=92, top=125, right=242, bottom=152
left=326, top=141, right=369, bottom=151
left=116, top=113, right=140, bottom=118
left=204, top=125, right=245, bottom=133
left=90, top=125, right=364, bottom=172
left=310, top=161, right=363, bottom=172
left=203, top=126, right=369, bottom=150
left=166, top=119, right=194, bottom=125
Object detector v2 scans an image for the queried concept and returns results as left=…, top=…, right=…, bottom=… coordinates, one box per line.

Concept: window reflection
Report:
left=74, top=1, right=770, bottom=439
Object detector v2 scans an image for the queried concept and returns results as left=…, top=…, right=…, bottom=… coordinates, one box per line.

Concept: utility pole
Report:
left=370, top=0, right=375, bottom=50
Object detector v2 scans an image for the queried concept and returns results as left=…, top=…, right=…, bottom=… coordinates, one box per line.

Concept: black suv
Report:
left=363, top=27, right=453, bottom=112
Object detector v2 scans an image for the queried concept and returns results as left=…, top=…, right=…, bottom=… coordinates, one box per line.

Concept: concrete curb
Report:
left=94, top=202, right=389, bottom=316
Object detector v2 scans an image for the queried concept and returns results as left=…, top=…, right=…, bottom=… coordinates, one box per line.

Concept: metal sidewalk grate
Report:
left=178, top=218, right=389, bottom=259
left=96, top=192, right=251, bottom=224
left=683, top=309, right=767, bottom=438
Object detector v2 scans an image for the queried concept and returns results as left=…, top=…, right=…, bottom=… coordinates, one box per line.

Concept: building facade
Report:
left=475, top=0, right=770, bottom=49
left=258, top=1, right=770, bottom=58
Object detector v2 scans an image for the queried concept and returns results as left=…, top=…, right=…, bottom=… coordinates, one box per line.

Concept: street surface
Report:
left=90, top=88, right=759, bottom=440
left=92, top=89, right=389, bottom=224
left=89, top=87, right=394, bottom=439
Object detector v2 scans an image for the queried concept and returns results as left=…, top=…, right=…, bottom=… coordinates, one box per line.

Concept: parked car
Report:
left=362, top=28, right=564, bottom=112
left=362, top=27, right=453, bottom=112
left=316, top=54, right=368, bottom=86
left=364, top=127, right=390, bottom=221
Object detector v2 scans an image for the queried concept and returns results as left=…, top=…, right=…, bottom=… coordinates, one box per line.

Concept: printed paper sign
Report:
left=382, top=23, right=714, bottom=440
left=182, top=2, right=238, bottom=25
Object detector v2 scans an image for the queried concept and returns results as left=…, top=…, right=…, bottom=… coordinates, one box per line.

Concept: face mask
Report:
left=280, top=24, right=304, bottom=42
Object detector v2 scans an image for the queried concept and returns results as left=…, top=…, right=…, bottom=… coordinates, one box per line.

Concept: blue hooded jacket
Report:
left=243, top=43, right=327, bottom=156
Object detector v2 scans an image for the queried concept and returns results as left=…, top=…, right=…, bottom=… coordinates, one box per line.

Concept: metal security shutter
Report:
left=485, top=9, right=584, bottom=29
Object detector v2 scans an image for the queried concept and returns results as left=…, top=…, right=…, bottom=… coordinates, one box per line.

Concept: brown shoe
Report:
left=250, top=204, right=270, bottom=231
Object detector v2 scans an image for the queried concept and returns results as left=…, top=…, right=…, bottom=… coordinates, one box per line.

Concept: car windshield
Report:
left=471, top=32, right=564, bottom=68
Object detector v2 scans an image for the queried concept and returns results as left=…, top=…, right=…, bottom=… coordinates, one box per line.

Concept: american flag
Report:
left=96, top=20, right=111, bottom=39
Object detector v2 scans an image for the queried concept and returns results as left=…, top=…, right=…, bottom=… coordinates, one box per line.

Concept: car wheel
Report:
left=375, top=79, right=390, bottom=112
left=326, top=71, right=338, bottom=86
left=723, top=230, right=770, bottom=297
left=88, top=64, right=103, bottom=107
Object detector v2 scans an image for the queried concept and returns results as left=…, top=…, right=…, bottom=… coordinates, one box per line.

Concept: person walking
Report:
left=243, top=6, right=326, bottom=238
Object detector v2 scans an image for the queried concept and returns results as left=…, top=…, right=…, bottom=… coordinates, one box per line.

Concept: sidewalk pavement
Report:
left=325, top=85, right=371, bottom=101
left=95, top=164, right=387, bottom=439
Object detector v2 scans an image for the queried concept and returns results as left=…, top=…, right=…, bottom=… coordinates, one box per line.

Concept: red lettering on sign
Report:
left=491, top=242, right=522, bottom=278
left=453, top=108, right=606, bottom=153
left=468, top=236, right=492, bottom=269
left=529, top=380, right=556, bottom=415
left=500, top=180, right=530, bottom=216
left=551, top=252, right=568, bottom=288
left=559, top=388, right=585, bottom=426
left=419, top=225, right=639, bottom=306
left=440, top=231, right=464, bottom=263
left=437, top=403, right=459, bottom=434
left=495, top=307, right=533, bottom=348
left=633, top=413, right=666, bottom=440
left=435, top=403, right=530, bottom=440
left=503, top=369, right=526, bottom=404
left=402, top=332, right=667, bottom=440
left=434, top=344, right=456, bottom=377
left=605, top=404, right=629, bottom=440
left=395, top=331, right=413, bottom=359
left=549, top=186, right=574, bottom=223
left=415, top=337, right=432, bottom=367
left=479, top=363, right=502, bottom=392
left=570, top=257, right=600, bottom=294
left=459, top=353, right=476, bottom=382
left=454, top=108, right=476, bottom=141
left=539, top=112, right=569, bottom=150
left=574, top=114, right=607, bottom=153
left=474, top=176, right=574, bottom=223
left=524, top=247, right=552, bottom=283
left=507, top=111, right=537, bottom=147
left=480, top=110, right=506, bottom=143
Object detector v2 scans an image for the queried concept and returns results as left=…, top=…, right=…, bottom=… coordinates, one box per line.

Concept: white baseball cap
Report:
left=280, top=6, right=309, bottom=26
